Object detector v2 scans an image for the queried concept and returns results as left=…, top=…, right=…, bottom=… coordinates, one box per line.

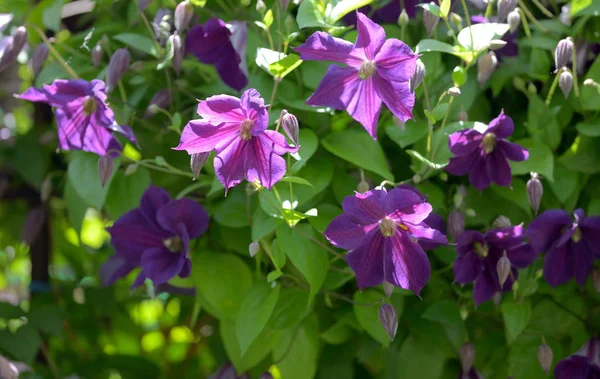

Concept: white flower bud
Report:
left=98, top=155, right=114, bottom=188
left=507, top=9, right=521, bottom=33
left=559, top=70, right=573, bottom=98
left=497, top=0, right=517, bottom=22
left=555, top=37, right=573, bottom=70
left=477, top=52, right=497, bottom=86
left=378, top=304, right=398, bottom=341
left=497, top=251, right=511, bottom=287
left=174, top=1, right=194, bottom=33
left=249, top=241, right=260, bottom=257
left=410, top=59, right=426, bottom=93
left=537, top=343, right=553, bottom=374
left=526, top=172, right=543, bottom=215
left=460, top=343, right=475, bottom=373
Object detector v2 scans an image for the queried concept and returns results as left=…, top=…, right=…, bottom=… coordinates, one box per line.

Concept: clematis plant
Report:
left=554, top=338, right=600, bottom=379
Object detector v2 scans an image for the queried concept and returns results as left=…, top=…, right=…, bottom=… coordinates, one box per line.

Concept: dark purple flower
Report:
left=397, top=184, right=446, bottom=251
left=186, top=18, right=248, bottom=91
left=174, top=89, right=298, bottom=191
left=453, top=225, right=535, bottom=305
left=210, top=363, right=250, bottom=379
left=325, top=187, right=448, bottom=295
left=445, top=110, right=528, bottom=190
left=555, top=338, right=600, bottom=379
left=17, top=79, right=136, bottom=156
left=528, top=209, right=600, bottom=287
left=471, top=15, right=518, bottom=59
left=294, top=12, right=417, bottom=139
left=102, top=185, right=209, bottom=288
left=342, top=0, right=424, bottom=25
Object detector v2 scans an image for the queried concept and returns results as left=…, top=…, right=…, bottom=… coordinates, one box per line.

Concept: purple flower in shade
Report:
left=471, top=15, right=518, bottom=59
left=294, top=12, right=418, bottom=139
left=174, top=89, right=298, bottom=191
left=397, top=184, right=446, bottom=251
left=445, top=110, right=529, bottom=190
left=16, top=79, right=136, bottom=156
left=459, top=368, right=484, bottom=379
left=342, top=0, right=421, bottom=25
left=186, top=18, right=248, bottom=91
left=555, top=338, right=600, bottom=379
left=209, top=363, right=250, bottom=379
left=101, top=185, right=209, bottom=288
left=528, top=209, right=600, bottom=287
left=324, top=187, right=448, bottom=295
left=453, top=225, right=536, bottom=305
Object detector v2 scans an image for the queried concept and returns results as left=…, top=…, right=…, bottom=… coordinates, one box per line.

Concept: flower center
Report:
left=474, top=241, right=489, bottom=257
left=163, top=236, right=184, bottom=253
left=571, top=227, right=582, bottom=243
left=240, top=119, right=254, bottom=141
left=379, top=217, right=397, bottom=237
left=83, top=97, right=97, bottom=116
left=358, top=61, right=376, bottom=80
left=482, top=133, right=496, bottom=154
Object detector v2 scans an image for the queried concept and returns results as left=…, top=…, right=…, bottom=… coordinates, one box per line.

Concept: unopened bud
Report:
left=458, top=110, right=468, bottom=122
left=448, top=209, right=465, bottom=241
left=32, top=43, right=49, bottom=77
left=497, top=251, right=511, bottom=287
left=106, top=48, right=130, bottom=93
left=497, top=0, right=517, bottom=22
left=526, top=172, right=543, bottom=215
left=489, top=39, right=507, bottom=50
left=91, top=44, right=103, bottom=67
left=280, top=0, right=291, bottom=11
left=492, top=292, right=502, bottom=307
left=40, top=178, right=52, bottom=203
left=555, top=38, right=573, bottom=70
left=170, top=34, right=184, bottom=76
left=584, top=78, right=596, bottom=87
left=465, top=208, right=476, bottom=217
left=378, top=304, right=398, bottom=341
left=383, top=281, right=394, bottom=298
left=477, top=52, right=497, bottom=86
left=256, top=0, right=267, bottom=14
left=423, top=8, right=439, bottom=36
left=460, top=343, right=475, bottom=373
left=0, top=26, right=28, bottom=72
left=21, top=207, right=46, bottom=246
left=537, top=343, right=553, bottom=373
left=398, top=9, right=409, bottom=27
left=559, top=70, right=573, bottom=98
left=507, top=9, right=521, bottom=33
left=190, top=152, right=210, bottom=180
left=124, top=163, right=138, bottom=176
left=98, top=155, right=114, bottom=187
left=357, top=180, right=370, bottom=194
left=410, top=59, right=426, bottom=93
left=592, top=269, right=600, bottom=293
left=412, top=174, right=421, bottom=184
left=450, top=12, right=463, bottom=27
left=249, top=241, right=260, bottom=257
left=280, top=110, right=299, bottom=146
left=145, top=89, right=171, bottom=117
left=528, top=82, right=537, bottom=95
left=492, top=215, right=511, bottom=228
left=175, top=1, right=194, bottom=33
left=447, top=86, right=461, bottom=97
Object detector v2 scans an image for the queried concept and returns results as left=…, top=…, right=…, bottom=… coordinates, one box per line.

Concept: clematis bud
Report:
left=477, top=52, right=497, bottom=86
left=447, top=86, right=461, bottom=97
left=592, top=269, right=600, bottom=293
left=458, top=110, right=468, bottom=122
left=40, top=178, right=52, bottom=203
left=378, top=304, right=398, bottom=341
left=145, top=89, right=171, bottom=117
left=537, top=343, right=553, bottom=373
left=280, top=0, right=291, bottom=11
left=124, top=163, right=138, bottom=176
left=497, top=0, right=517, bottom=22
left=584, top=78, right=596, bottom=87
left=357, top=180, right=370, bottom=193
left=460, top=343, right=475, bottom=373
left=410, top=59, right=426, bottom=93
left=526, top=172, right=543, bottom=215
left=423, top=8, right=439, bottom=36
left=91, top=44, right=103, bottom=67
left=0, top=26, right=28, bottom=72
left=398, top=9, right=409, bottom=27
left=559, top=70, right=573, bottom=98
left=489, top=39, right=507, bottom=50
left=383, top=281, right=394, bottom=298
left=507, top=9, right=521, bottom=33
left=280, top=110, right=299, bottom=146
left=249, top=241, right=260, bottom=257
left=106, top=48, right=130, bottom=93
left=450, top=12, right=463, bottom=28
left=174, top=1, right=194, bottom=33
left=554, top=37, right=573, bottom=70
left=492, top=292, right=502, bottom=307
left=98, top=155, right=114, bottom=187
left=497, top=251, right=511, bottom=287
left=170, top=34, right=184, bottom=76
left=190, top=152, right=210, bottom=179
left=492, top=215, right=511, bottom=228
left=21, top=207, right=46, bottom=246
left=448, top=209, right=465, bottom=241
left=256, top=0, right=267, bottom=14
left=31, top=43, right=49, bottom=76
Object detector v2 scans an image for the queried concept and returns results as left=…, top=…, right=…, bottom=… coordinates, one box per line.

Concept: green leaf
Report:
left=291, top=129, right=319, bottom=173
left=64, top=180, right=89, bottom=236
left=42, top=0, right=64, bottom=32
left=236, top=283, right=280, bottom=354
left=0, top=302, right=25, bottom=320
left=548, top=163, right=579, bottom=204
left=114, top=33, right=159, bottom=57
left=214, top=188, right=250, bottom=228
left=582, top=56, right=600, bottom=110
left=501, top=298, right=532, bottom=344
left=395, top=336, right=446, bottom=378
left=0, top=326, right=41, bottom=363
left=264, top=9, right=274, bottom=28
left=220, top=320, right=275, bottom=373
left=452, top=66, right=467, bottom=86
left=571, top=0, right=595, bottom=16
left=28, top=304, right=64, bottom=336
left=328, top=0, right=375, bottom=22
left=457, top=23, right=510, bottom=52
left=322, top=129, right=394, bottom=181
left=406, top=149, right=447, bottom=170
left=353, top=289, right=389, bottom=346
left=279, top=176, right=314, bottom=187
left=67, top=151, right=118, bottom=209
left=276, top=224, right=328, bottom=298
left=421, top=299, right=466, bottom=351
left=526, top=95, right=561, bottom=150
left=491, top=179, right=532, bottom=217
left=267, top=271, right=283, bottom=282
left=510, top=138, right=554, bottom=181
left=440, top=0, right=451, bottom=18
left=558, top=136, right=600, bottom=174
left=272, top=316, right=320, bottom=379
left=386, top=119, right=429, bottom=148
left=194, top=252, right=253, bottom=320
left=251, top=208, right=282, bottom=241
left=269, top=54, right=303, bottom=79
left=416, top=39, right=474, bottom=62
left=416, top=2, right=442, bottom=16
left=104, top=167, right=151, bottom=220
left=576, top=121, right=600, bottom=136
left=320, top=320, right=354, bottom=345
left=297, top=0, right=330, bottom=29
left=269, top=287, right=311, bottom=329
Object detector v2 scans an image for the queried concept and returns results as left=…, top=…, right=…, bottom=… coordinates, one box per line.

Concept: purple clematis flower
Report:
left=186, top=18, right=248, bottom=91
left=471, top=16, right=518, bottom=59
left=294, top=12, right=417, bottom=139
left=446, top=110, right=528, bottom=190
left=101, top=185, right=209, bottom=288
left=555, top=338, right=600, bottom=379
left=343, top=0, right=421, bottom=25
left=17, top=79, right=136, bottom=156
left=174, top=88, right=298, bottom=191
left=528, top=209, right=600, bottom=287
left=324, top=187, right=448, bottom=295
left=397, top=184, right=446, bottom=251
left=453, top=225, right=536, bottom=305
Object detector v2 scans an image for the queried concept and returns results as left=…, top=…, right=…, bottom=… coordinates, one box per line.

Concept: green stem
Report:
left=484, top=0, right=495, bottom=18
left=572, top=49, right=580, bottom=98
left=117, top=80, right=128, bottom=105
left=139, top=8, right=163, bottom=54
left=28, top=24, right=79, bottom=79
left=268, top=78, right=281, bottom=112
left=459, top=0, right=475, bottom=62
left=258, top=239, right=280, bottom=270
left=137, top=160, right=195, bottom=178
left=518, top=0, right=547, bottom=32
left=429, top=96, right=455, bottom=165
left=545, top=73, right=560, bottom=106
left=518, top=7, right=532, bottom=39
left=530, top=0, right=555, bottom=17
left=443, top=18, right=460, bottom=45
left=287, top=155, right=293, bottom=204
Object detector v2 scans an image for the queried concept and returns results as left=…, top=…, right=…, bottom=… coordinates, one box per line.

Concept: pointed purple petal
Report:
left=197, top=94, right=245, bottom=122
left=342, top=189, right=387, bottom=225
left=345, top=77, right=383, bottom=138
left=407, top=223, right=448, bottom=245
left=325, top=214, right=377, bottom=250
left=156, top=199, right=209, bottom=239
left=99, top=255, right=135, bottom=285
left=446, top=154, right=475, bottom=176
left=453, top=252, right=483, bottom=283
left=306, top=65, right=360, bottom=110
left=18, top=87, right=49, bottom=103
left=385, top=188, right=431, bottom=224
left=293, top=31, right=365, bottom=66
left=174, top=120, right=239, bottom=155
left=486, top=150, right=512, bottom=187
left=346, top=229, right=385, bottom=289
left=473, top=266, right=498, bottom=305
left=448, top=129, right=483, bottom=156
left=484, top=224, right=525, bottom=249
left=214, top=137, right=248, bottom=190
left=581, top=216, right=600, bottom=255
left=141, top=247, right=186, bottom=284
left=262, top=130, right=299, bottom=154
left=573, top=241, right=595, bottom=285
left=354, top=12, right=386, bottom=59
left=506, top=243, right=537, bottom=268
left=131, top=271, right=148, bottom=289
left=44, top=79, right=91, bottom=105
left=554, top=356, right=592, bottom=379
left=140, top=185, right=172, bottom=229
left=108, top=209, right=168, bottom=263
left=240, top=88, right=268, bottom=135
left=374, top=39, right=418, bottom=82
left=469, top=153, right=491, bottom=190
left=486, top=110, right=514, bottom=138
left=372, top=75, right=414, bottom=124
left=497, top=140, right=528, bottom=161
left=244, top=134, right=288, bottom=189
left=528, top=209, right=572, bottom=253
left=543, top=243, right=573, bottom=287
left=384, top=232, right=431, bottom=296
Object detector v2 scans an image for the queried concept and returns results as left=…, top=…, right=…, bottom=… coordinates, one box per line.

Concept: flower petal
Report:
left=580, top=215, right=600, bottom=255
left=262, top=130, right=299, bottom=154
left=484, top=224, right=526, bottom=250
left=473, top=265, right=498, bottom=305
left=156, top=198, right=209, bottom=239
left=141, top=247, right=186, bottom=284
left=99, top=255, right=135, bottom=285
left=325, top=214, right=376, bottom=250
left=108, top=209, right=168, bottom=264
left=487, top=150, right=513, bottom=187
left=342, top=189, right=387, bottom=225
left=407, top=223, right=448, bottom=245
left=496, top=140, right=528, bottom=162
left=456, top=230, right=485, bottom=255
left=140, top=185, right=172, bottom=229
left=197, top=94, right=245, bottom=122
left=486, top=110, right=514, bottom=138
left=384, top=231, right=431, bottom=296
left=385, top=188, right=431, bottom=224
left=293, top=31, right=365, bottom=66
left=374, top=39, right=418, bottom=82
left=174, top=120, right=239, bottom=155
left=572, top=241, right=595, bottom=286
left=43, top=79, right=91, bottom=105
left=306, top=65, right=359, bottom=110
left=240, top=88, right=268, bottom=135
left=469, top=153, right=491, bottom=190
left=346, top=229, right=385, bottom=289
left=345, top=77, right=383, bottom=138
left=446, top=154, right=476, bottom=176
left=131, top=271, right=148, bottom=289
left=419, top=213, right=447, bottom=251
left=355, top=12, right=387, bottom=59
left=528, top=209, right=572, bottom=253
left=214, top=137, right=248, bottom=190
left=554, top=355, right=592, bottom=379
left=17, top=87, right=49, bottom=103
left=448, top=129, right=483, bottom=156
left=372, top=75, right=414, bottom=124
left=453, top=252, right=483, bottom=283
left=543, top=242, right=573, bottom=287
left=506, top=243, right=537, bottom=269
left=244, top=134, right=288, bottom=189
